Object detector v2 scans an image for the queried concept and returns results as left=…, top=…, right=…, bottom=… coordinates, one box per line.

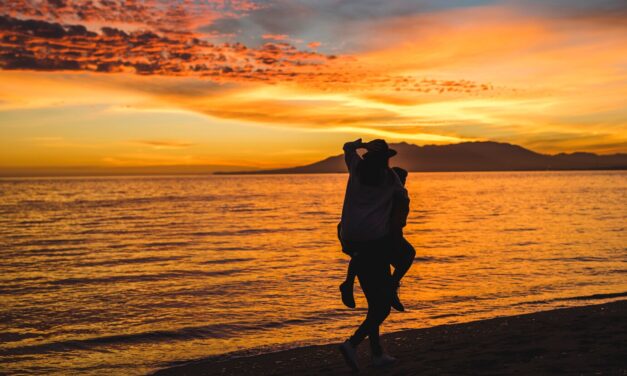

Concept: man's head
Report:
left=363, top=139, right=397, bottom=162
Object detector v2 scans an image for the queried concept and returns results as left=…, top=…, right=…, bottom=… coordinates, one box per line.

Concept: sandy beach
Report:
left=154, top=300, right=627, bottom=375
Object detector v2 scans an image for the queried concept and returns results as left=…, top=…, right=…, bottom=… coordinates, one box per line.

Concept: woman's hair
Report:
left=392, top=167, right=408, bottom=186
left=357, top=154, right=388, bottom=186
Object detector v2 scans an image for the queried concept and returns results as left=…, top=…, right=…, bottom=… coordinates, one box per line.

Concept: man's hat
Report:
left=363, top=139, right=397, bottom=159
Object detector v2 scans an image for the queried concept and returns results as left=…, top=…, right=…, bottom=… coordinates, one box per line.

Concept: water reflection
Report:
left=0, top=171, right=625, bottom=375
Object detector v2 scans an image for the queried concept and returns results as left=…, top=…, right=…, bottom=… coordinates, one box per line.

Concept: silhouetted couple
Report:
left=337, top=138, right=416, bottom=371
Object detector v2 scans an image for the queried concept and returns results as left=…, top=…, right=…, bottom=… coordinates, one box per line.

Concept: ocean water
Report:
left=0, top=171, right=626, bottom=375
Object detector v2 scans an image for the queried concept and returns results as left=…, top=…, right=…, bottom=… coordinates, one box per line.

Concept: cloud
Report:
left=2, top=0, right=264, bottom=36
left=262, top=33, right=289, bottom=40
left=132, top=139, right=195, bottom=149
left=0, top=14, right=332, bottom=80
left=1, top=1, right=625, bottom=155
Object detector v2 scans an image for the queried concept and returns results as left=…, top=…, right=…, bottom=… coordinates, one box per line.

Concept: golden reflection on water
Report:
left=0, top=171, right=625, bottom=375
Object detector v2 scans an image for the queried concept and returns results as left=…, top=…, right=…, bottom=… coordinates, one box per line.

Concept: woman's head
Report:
left=392, top=167, right=408, bottom=186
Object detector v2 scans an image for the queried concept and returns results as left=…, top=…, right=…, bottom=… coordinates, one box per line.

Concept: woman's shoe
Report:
left=390, top=282, right=405, bottom=312
left=340, top=281, right=356, bottom=308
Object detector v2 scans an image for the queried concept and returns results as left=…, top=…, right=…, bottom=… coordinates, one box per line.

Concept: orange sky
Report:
left=0, top=0, right=626, bottom=172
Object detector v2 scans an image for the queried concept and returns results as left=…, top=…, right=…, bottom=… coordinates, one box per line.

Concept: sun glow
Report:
left=1, top=1, right=625, bottom=173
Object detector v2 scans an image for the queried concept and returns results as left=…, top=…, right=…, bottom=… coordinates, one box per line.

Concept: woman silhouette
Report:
left=338, top=138, right=408, bottom=370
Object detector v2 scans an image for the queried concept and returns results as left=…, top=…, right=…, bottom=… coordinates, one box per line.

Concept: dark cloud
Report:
left=0, top=14, right=331, bottom=80
left=0, top=0, right=263, bottom=37
left=0, top=54, right=81, bottom=70
left=0, top=2, right=499, bottom=94
left=0, top=15, right=96, bottom=39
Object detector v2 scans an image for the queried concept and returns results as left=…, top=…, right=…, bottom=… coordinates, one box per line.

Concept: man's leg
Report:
left=349, top=253, right=392, bottom=352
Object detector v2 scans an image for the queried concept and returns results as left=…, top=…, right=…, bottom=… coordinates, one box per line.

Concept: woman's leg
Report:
left=340, top=257, right=357, bottom=308
left=391, top=236, right=416, bottom=284
left=345, top=257, right=357, bottom=284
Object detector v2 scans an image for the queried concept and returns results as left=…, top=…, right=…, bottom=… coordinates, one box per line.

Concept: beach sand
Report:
left=154, top=300, right=627, bottom=375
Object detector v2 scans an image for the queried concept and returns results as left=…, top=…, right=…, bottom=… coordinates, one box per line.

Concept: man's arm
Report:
left=343, top=138, right=363, bottom=173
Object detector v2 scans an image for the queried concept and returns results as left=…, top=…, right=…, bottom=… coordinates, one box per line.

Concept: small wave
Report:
left=81, top=256, right=186, bottom=267
left=11, top=195, right=219, bottom=212
left=191, top=228, right=314, bottom=237
left=212, top=246, right=261, bottom=251
left=301, top=210, right=331, bottom=215
left=431, top=312, right=461, bottom=319
left=514, top=291, right=627, bottom=306
left=228, top=207, right=273, bottom=212
left=413, top=255, right=470, bottom=263
left=201, top=258, right=255, bottom=265
left=48, top=269, right=247, bottom=286
left=0, top=323, right=250, bottom=356
left=503, top=227, right=537, bottom=232
left=16, top=219, right=55, bottom=225
left=510, top=256, right=609, bottom=263
left=509, top=241, right=539, bottom=247
left=144, top=241, right=193, bottom=248
left=78, top=229, right=144, bottom=235
left=15, top=238, right=84, bottom=247
left=18, top=248, right=87, bottom=257
left=0, top=311, right=341, bottom=356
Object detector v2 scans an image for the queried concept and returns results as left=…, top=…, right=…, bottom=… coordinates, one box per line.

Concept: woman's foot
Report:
left=390, top=282, right=405, bottom=312
left=372, top=353, right=397, bottom=368
left=339, top=340, right=359, bottom=371
left=340, top=281, right=356, bottom=308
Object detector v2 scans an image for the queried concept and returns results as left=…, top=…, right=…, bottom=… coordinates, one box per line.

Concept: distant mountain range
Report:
left=215, top=141, right=627, bottom=174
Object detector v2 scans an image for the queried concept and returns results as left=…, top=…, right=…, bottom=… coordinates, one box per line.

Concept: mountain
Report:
left=215, top=141, right=627, bottom=174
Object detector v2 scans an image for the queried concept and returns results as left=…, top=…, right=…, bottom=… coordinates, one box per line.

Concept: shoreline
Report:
left=154, top=300, right=627, bottom=375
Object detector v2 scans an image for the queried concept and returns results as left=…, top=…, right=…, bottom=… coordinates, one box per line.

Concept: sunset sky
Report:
left=1, top=0, right=626, bottom=172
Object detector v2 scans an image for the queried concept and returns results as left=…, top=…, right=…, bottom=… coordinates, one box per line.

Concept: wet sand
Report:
left=154, top=300, right=627, bottom=375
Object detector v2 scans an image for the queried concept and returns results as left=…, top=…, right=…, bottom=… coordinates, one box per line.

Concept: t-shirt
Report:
left=340, top=140, right=408, bottom=241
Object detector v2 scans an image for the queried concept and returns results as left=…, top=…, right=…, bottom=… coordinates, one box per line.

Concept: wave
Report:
left=80, top=256, right=186, bottom=267
left=503, top=227, right=537, bottom=232
left=0, top=310, right=345, bottom=357
left=14, top=238, right=84, bottom=247
left=509, top=256, right=613, bottom=263
left=7, top=195, right=220, bottom=212
left=0, top=269, right=250, bottom=295
left=0, top=323, right=249, bottom=356
left=509, top=241, right=540, bottom=247
left=514, top=291, right=627, bottom=306
left=202, top=258, right=255, bottom=265
left=190, top=227, right=315, bottom=237
left=48, top=269, right=247, bottom=286
left=143, top=241, right=192, bottom=248
left=413, top=255, right=471, bottom=263
left=226, top=207, right=273, bottom=212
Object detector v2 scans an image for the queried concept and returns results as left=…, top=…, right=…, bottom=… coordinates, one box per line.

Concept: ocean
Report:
left=1, top=171, right=625, bottom=375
